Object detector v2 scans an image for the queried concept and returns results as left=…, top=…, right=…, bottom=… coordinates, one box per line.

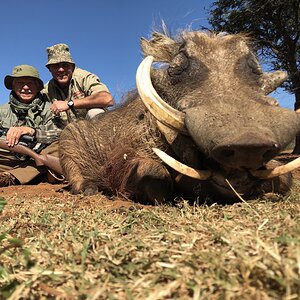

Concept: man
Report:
left=42, top=43, right=114, bottom=124
left=0, top=65, right=61, bottom=186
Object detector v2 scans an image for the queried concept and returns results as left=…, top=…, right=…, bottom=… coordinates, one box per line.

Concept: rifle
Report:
left=0, top=127, right=63, bottom=175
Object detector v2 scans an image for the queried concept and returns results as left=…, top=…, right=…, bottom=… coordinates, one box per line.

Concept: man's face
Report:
left=48, top=62, right=74, bottom=88
left=12, top=77, right=40, bottom=103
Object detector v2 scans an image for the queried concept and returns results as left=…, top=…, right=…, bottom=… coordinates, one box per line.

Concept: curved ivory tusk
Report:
left=250, top=157, right=300, bottom=179
left=136, top=56, right=188, bottom=134
left=153, top=147, right=212, bottom=180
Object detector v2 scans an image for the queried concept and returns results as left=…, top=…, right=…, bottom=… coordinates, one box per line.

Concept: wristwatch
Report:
left=67, top=99, right=74, bottom=109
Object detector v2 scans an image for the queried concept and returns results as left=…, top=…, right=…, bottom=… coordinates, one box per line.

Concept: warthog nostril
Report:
left=221, top=149, right=235, bottom=158
left=212, top=146, right=235, bottom=165
left=262, top=143, right=280, bottom=161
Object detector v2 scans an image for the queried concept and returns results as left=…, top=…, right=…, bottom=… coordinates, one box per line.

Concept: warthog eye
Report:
left=138, top=113, right=145, bottom=121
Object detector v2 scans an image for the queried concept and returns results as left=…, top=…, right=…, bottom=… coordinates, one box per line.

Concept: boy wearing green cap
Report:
left=43, top=43, right=114, bottom=125
left=0, top=64, right=62, bottom=186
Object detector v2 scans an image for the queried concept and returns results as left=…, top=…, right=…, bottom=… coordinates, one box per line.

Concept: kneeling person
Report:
left=43, top=43, right=114, bottom=124
left=0, top=65, right=61, bottom=186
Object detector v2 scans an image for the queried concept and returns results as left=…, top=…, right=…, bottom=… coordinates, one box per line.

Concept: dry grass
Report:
left=0, top=181, right=300, bottom=299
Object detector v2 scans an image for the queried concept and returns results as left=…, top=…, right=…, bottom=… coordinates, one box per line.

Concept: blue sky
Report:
left=0, top=0, right=294, bottom=109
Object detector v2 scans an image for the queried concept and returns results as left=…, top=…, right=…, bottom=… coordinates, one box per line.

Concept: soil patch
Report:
left=1, top=153, right=299, bottom=205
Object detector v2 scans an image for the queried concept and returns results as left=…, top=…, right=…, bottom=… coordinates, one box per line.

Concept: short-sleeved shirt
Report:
left=42, top=67, right=109, bottom=124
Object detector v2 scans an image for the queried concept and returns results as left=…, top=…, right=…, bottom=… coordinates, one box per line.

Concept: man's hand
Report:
left=51, top=100, right=69, bottom=115
left=6, top=127, right=35, bottom=147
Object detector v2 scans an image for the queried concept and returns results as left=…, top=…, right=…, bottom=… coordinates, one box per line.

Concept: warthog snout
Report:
left=211, top=133, right=281, bottom=170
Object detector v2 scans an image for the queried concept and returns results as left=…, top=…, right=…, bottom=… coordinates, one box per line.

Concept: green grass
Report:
left=0, top=184, right=300, bottom=299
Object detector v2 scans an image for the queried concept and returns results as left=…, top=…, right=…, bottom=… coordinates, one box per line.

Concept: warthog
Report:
left=59, top=31, right=300, bottom=203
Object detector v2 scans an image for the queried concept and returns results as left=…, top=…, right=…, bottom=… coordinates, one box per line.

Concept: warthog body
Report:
left=59, top=31, right=300, bottom=203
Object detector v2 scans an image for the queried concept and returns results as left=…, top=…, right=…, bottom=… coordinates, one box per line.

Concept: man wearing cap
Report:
left=0, top=64, right=61, bottom=186
left=43, top=43, right=114, bottom=125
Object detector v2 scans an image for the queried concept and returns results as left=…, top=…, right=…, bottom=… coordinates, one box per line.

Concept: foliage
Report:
left=209, top=0, right=300, bottom=105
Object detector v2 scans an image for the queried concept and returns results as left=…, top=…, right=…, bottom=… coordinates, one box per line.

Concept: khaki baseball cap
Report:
left=4, top=64, right=44, bottom=91
left=46, top=43, right=75, bottom=68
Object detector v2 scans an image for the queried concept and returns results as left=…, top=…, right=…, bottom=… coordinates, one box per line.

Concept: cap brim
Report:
left=36, top=79, right=44, bottom=91
left=4, top=75, right=44, bottom=91
left=46, top=61, right=75, bottom=69
left=4, top=76, right=13, bottom=90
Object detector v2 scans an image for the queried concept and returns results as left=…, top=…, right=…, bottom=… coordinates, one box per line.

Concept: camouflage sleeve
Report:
left=34, top=106, right=63, bottom=144
left=35, top=122, right=62, bottom=144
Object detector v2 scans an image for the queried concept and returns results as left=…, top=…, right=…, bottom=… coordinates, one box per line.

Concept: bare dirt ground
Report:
left=0, top=153, right=299, bottom=207
left=0, top=181, right=136, bottom=211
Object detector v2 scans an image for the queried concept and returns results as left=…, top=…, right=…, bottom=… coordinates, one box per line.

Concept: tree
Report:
left=209, top=0, right=300, bottom=153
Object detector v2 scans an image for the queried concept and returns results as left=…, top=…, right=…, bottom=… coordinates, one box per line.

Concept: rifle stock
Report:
left=0, top=139, right=63, bottom=175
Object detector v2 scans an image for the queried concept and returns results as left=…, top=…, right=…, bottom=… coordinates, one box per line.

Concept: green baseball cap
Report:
left=46, top=43, right=75, bottom=68
left=4, top=64, right=44, bottom=91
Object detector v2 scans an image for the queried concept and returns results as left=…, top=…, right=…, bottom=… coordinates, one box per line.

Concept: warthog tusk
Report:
left=250, top=156, right=300, bottom=179
left=136, top=56, right=188, bottom=134
left=152, top=147, right=212, bottom=180
left=156, top=120, right=179, bottom=144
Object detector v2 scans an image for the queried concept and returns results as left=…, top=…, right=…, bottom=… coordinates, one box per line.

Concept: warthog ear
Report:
left=140, top=32, right=181, bottom=62
left=259, top=71, right=288, bottom=95
left=246, top=51, right=288, bottom=95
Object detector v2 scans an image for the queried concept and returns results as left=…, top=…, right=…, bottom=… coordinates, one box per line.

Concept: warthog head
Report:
left=136, top=31, right=300, bottom=198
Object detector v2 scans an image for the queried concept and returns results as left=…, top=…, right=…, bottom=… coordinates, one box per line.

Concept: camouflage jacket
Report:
left=0, top=94, right=62, bottom=144
left=42, top=67, right=109, bottom=125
